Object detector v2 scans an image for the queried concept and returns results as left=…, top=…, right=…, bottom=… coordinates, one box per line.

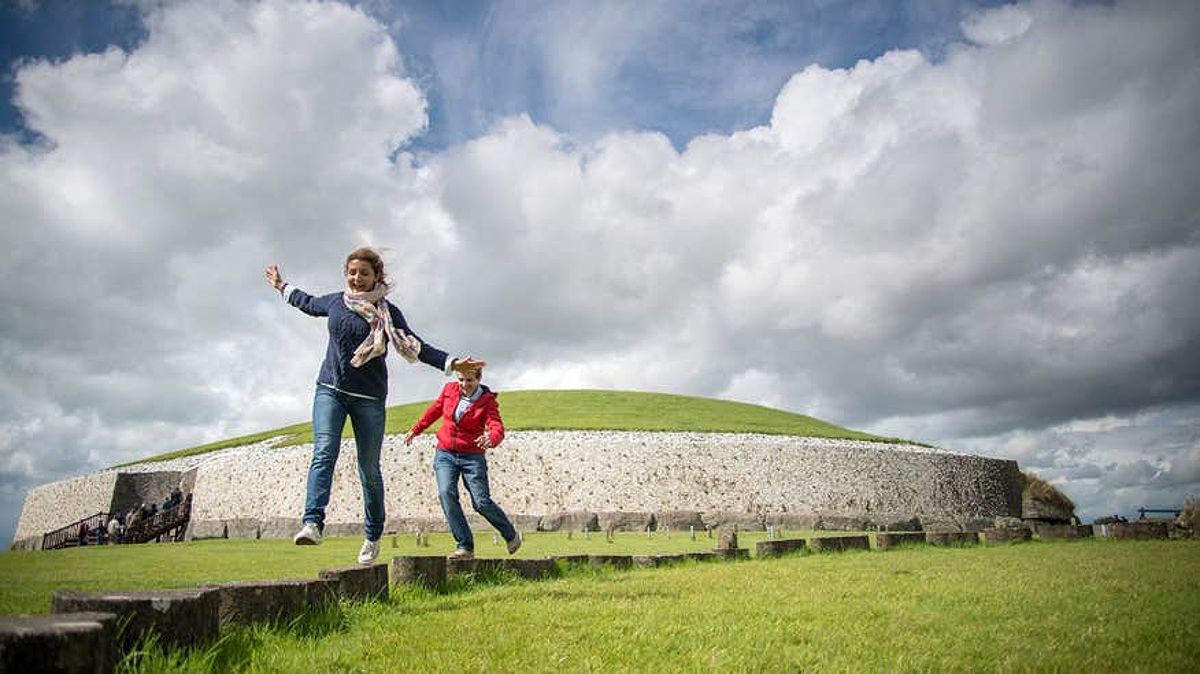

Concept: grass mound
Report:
left=119, top=389, right=913, bottom=466
left=1022, top=470, right=1076, bottom=513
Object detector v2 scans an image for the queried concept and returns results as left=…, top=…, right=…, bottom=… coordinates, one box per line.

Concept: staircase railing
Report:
left=41, top=512, right=110, bottom=550
left=122, top=495, right=193, bottom=544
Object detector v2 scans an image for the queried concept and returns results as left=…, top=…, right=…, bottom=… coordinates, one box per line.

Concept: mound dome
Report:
left=12, top=391, right=1021, bottom=548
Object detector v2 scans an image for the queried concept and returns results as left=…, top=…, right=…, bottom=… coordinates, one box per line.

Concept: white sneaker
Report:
left=507, top=531, right=523, bottom=555
left=448, top=548, right=474, bottom=560
left=293, top=522, right=323, bottom=546
left=357, top=539, right=380, bottom=565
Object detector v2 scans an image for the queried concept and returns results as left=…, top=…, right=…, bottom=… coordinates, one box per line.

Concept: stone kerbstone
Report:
left=1037, top=524, right=1094, bottom=540
left=588, top=555, right=633, bottom=569
left=200, top=579, right=325, bottom=627
left=258, top=517, right=303, bottom=540
left=655, top=511, right=705, bottom=530
left=446, top=557, right=557, bottom=581
left=755, top=538, right=808, bottom=557
left=926, top=531, right=980, bottom=546
left=322, top=523, right=362, bottom=538
left=186, top=520, right=227, bottom=541
left=816, top=514, right=868, bottom=531
left=224, top=518, right=260, bottom=540
left=712, top=548, right=751, bottom=560
left=686, top=552, right=718, bottom=562
left=553, top=554, right=591, bottom=566
left=597, top=511, right=654, bottom=532
left=763, top=513, right=821, bottom=530
left=392, top=556, right=446, bottom=589
left=386, top=517, right=447, bottom=534
left=702, top=511, right=765, bottom=531
left=505, top=558, right=557, bottom=580
left=874, top=532, right=926, bottom=550
left=808, top=535, right=870, bottom=552
left=538, top=511, right=598, bottom=532
left=0, top=612, right=118, bottom=674
left=982, top=527, right=1033, bottom=545
left=633, top=554, right=689, bottom=568
left=715, top=526, right=739, bottom=551
left=51, top=588, right=219, bottom=651
left=1108, top=521, right=1169, bottom=540
left=319, top=564, right=389, bottom=602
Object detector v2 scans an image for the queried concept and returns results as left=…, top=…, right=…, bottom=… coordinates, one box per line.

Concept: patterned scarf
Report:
left=343, top=282, right=422, bottom=367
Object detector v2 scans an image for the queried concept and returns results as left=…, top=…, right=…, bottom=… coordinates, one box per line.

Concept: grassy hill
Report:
left=119, top=389, right=913, bottom=467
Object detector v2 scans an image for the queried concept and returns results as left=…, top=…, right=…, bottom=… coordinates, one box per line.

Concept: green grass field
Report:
left=122, top=389, right=908, bottom=466
left=3, top=535, right=1198, bottom=672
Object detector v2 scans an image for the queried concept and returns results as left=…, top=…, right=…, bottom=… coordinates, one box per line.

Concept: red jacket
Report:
left=410, top=382, right=504, bottom=453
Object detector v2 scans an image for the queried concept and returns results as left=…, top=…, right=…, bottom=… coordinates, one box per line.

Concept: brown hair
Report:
left=345, top=247, right=385, bottom=278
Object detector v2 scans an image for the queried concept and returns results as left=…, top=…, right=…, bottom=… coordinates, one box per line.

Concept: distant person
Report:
left=77, top=521, right=89, bottom=546
left=107, top=515, right=122, bottom=544
left=404, top=366, right=521, bottom=560
left=266, top=247, right=484, bottom=565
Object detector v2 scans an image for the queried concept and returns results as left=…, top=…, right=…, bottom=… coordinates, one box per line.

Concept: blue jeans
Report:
left=434, top=449, right=516, bottom=552
left=304, top=386, right=387, bottom=541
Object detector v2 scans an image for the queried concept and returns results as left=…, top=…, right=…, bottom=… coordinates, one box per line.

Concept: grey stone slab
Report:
left=199, top=579, right=320, bottom=627
left=258, top=517, right=303, bottom=540
left=874, top=532, right=927, bottom=550
left=51, top=588, right=219, bottom=651
left=588, top=555, right=633, bottom=569
left=391, top=556, right=446, bottom=589
left=322, top=523, right=362, bottom=538
left=319, top=563, right=389, bottom=602
left=925, top=531, right=980, bottom=546
left=186, top=519, right=227, bottom=541
left=981, top=527, right=1032, bottom=545
left=552, top=554, right=591, bottom=566
left=655, top=511, right=705, bottom=530
left=686, top=552, right=718, bottom=562
left=1037, top=524, right=1094, bottom=540
left=1107, top=521, right=1169, bottom=540
left=596, top=511, right=655, bottom=532
left=537, top=511, right=599, bottom=532
left=712, top=548, right=751, bottom=560
left=808, top=535, right=870, bottom=552
left=0, top=612, right=117, bottom=674
left=224, top=518, right=260, bottom=540
left=755, top=538, right=808, bottom=557
left=701, top=511, right=765, bottom=531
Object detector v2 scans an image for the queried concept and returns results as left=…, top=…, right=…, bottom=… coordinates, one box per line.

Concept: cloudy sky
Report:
left=2, top=0, right=1198, bottom=545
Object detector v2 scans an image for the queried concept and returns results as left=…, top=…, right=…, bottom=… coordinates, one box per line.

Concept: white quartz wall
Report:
left=15, top=431, right=1021, bottom=545
left=13, top=472, right=119, bottom=543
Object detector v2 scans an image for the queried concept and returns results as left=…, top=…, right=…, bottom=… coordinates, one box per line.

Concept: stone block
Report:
left=322, top=522, right=362, bottom=538
left=596, top=511, right=655, bottom=532
left=712, top=548, right=751, bottom=560
left=755, top=538, right=808, bottom=558
left=186, top=519, right=227, bottom=541
left=874, top=532, right=926, bottom=550
left=701, top=511, right=765, bottom=531
left=762, top=513, right=821, bottom=531
left=0, top=612, right=118, bottom=674
left=871, top=516, right=923, bottom=532
left=655, top=511, right=705, bottom=530
left=1107, top=521, right=1169, bottom=540
left=715, top=526, right=739, bottom=551
left=633, top=554, right=689, bottom=568
left=504, top=558, right=558, bottom=580
left=815, top=515, right=868, bottom=531
left=808, top=535, right=870, bottom=552
left=224, top=518, right=260, bottom=540
left=686, top=552, right=718, bottom=562
left=553, top=554, right=591, bottom=566
left=386, top=517, right=446, bottom=534
left=982, top=527, right=1032, bottom=545
left=510, top=514, right=542, bottom=532
left=392, top=556, right=446, bottom=589
left=200, top=579, right=323, bottom=627
left=925, top=531, right=980, bottom=546
left=51, top=588, right=219, bottom=651
left=537, top=511, right=599, bottom=532
left=588, top=555, right=633, bottom=569
left=258, top=517, right=303, bottom=540
left=319, top=564, right=389, bottom=602
left=1037, top=524, right=1094, bottom=540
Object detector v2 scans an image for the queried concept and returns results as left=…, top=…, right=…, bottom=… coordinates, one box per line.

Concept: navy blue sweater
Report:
left=285, top=288, right=449, bottom=399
